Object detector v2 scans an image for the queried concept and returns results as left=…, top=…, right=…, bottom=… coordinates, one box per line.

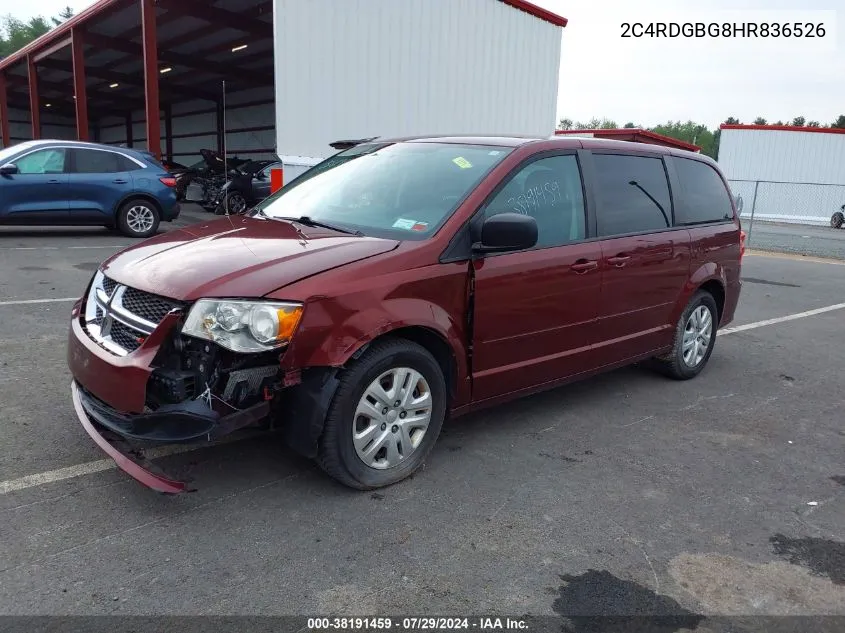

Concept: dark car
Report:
left=0, top=140, right=180, bottom=238
left=66, top=135, right=744, bottom=493
left=172, top=149, right=248, bottom=203
left=212, top=158, right=283, bottom=215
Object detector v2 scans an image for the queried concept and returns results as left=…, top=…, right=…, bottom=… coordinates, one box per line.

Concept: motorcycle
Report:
left=832, top=204, right=844, bottom=229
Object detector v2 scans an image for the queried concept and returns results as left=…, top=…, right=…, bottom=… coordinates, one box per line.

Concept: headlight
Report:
left=182, top=299, right=304, bottom=353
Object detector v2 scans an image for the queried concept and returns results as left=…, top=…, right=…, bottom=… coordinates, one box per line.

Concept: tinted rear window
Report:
left=674, top=157, right=734, bottom=224
left=72, top=149, right=134, bottom=174
left=593, top=154, right=672, bottom=237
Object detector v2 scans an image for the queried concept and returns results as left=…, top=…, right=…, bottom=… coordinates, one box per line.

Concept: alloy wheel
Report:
left=126, top=205, right=155, bottom=234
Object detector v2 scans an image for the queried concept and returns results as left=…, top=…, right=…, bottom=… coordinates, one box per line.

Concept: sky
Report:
left=1, top=0, right=843, bottom=130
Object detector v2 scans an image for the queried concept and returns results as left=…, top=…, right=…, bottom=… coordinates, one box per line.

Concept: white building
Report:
left=718, top=125, right=845, bottom=226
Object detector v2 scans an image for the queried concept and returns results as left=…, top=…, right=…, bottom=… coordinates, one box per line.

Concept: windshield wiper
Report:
left=275, top=215, right=363, bottom=236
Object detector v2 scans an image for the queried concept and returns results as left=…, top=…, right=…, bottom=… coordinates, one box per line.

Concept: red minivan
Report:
left=66, top=135, right=743, bottom=493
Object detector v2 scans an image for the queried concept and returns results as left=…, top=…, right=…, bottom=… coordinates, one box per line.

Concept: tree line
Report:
left=558, top=115, right=845, bottom=160
left=0, top=7, right=74, bottom=58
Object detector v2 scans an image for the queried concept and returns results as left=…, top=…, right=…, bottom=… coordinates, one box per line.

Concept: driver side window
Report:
left=485, top=155, right=586, bottom=249
left=15, top=148, right=67, bottom=175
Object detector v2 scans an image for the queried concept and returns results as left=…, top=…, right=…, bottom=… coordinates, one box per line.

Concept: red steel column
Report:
left=71, top=28, right=89, bottom=140
left=0, top=72, right=10, bottom=147
left=27, top=55, right=40, bottom=140
left=141, top=0, right=161, bottom=158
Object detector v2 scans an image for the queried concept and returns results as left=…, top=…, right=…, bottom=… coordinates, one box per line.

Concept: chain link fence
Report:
left=727, top=179, right=845, bottom=260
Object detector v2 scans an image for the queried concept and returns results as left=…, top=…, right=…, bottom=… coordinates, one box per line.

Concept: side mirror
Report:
left=473, top=212, right=538, bottom=253
left=0, top=163, right=19, bottom=176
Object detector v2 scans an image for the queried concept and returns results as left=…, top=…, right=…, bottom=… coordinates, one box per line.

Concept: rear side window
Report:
left=593, top=154, right=672, bottom=237
left=674, top=157, right=734, bottom=224
left=72, top=149, right=131, bottom=174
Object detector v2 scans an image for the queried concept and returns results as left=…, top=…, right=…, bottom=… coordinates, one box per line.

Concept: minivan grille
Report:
left=82, top=275, right=183, bottom=356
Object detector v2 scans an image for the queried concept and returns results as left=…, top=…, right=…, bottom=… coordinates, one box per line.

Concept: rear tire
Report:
left=317, top=338, right=447, bottom=490
left=831, top=211, right=844, bottom=229
left=651, top=291, right=719, bottom=380
left=116, top=199, right=160, bottom=238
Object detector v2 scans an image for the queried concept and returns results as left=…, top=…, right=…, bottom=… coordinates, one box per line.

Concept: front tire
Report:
left=317, top=339, right=447, bottom=490
left=652, top=291, right=719, bottom=380
left=831, top=211, right=844, bottom=229
left=220, top=191, right=248, bottom=216
left=116, top=199, right=160, bottom=238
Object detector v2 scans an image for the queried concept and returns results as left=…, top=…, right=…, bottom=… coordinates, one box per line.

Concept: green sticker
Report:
left=452, top=157, right=473, bottom=169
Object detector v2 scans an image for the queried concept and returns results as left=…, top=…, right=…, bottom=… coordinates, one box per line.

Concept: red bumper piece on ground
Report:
left=71, top=381, right=189, bottom=495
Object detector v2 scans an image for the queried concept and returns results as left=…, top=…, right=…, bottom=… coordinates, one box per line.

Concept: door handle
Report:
left=113, top=179, right=128, bottom=184
left=570, top=259, right=598, bottom=274
left=607, top=254, right=631, bottom=267
left=48, top=179, right=62, bottom=184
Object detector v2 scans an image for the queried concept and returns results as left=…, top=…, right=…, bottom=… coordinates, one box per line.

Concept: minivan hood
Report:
left=100, top=216, right=400, bottom=300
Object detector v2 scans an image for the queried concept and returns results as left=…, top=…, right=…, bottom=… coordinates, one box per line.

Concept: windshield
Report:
left=254, top=142, right=513, bottom=239
left=0, top=141, right=41, bottom=164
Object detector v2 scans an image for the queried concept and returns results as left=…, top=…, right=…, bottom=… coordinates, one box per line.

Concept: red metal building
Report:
left=555, top=128, right=702, bottom=153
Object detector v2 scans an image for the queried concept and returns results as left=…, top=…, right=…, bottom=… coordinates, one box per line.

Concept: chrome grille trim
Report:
left=82, top=273, right=182, bottom=356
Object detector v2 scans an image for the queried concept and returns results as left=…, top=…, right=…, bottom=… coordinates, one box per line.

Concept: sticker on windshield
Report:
left=393, top=218, right=429, bottom=232
left=452, top=156, right=473, bottom=169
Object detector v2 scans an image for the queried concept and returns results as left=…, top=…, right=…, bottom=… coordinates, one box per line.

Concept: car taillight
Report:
left=160, top=176, right=177, bottom=187
left=739, top=230, right=747, bottom=259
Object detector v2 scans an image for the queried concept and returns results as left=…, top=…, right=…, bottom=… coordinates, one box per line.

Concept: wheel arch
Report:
left=671, top=263, right=728, bottom=326
left=114, top=193, right=162, bottom=218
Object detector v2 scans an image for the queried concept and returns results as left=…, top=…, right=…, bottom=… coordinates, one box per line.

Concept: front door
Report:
left=471, top=153, right=603, bottom=402
left=588, top=152, right=691, bottom=363
left=0, top=147, right=70, bottom=222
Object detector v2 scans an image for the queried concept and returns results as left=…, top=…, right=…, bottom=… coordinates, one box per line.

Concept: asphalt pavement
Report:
left=1, top=210, right=844, bottom=629
left=745, top=220, right=845, bottom=260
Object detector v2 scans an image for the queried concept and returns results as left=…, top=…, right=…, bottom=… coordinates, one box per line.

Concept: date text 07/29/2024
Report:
left=307, top=617, right=529, bottom=631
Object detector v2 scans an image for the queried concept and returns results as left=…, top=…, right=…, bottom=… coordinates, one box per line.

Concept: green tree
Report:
left=0, top=15, right=51, bottom=57
left=753, top=117, right=767, bottom=125
left=774, top=120, right=784, bottom=125
left=623, top=122, right=638, bottom=128
left=791, top=116, right=806, bottom=127
left=724, top=116, right=741, bottom=125
left=806, top=120, right=821, bottom=128
left=52, top=6, right=74, bottom=26
left=831, top=115, right=845, bottom=129
left=557, top=118, right=573, bottom=130
left=650, top=120, right=718, bottom=159
left=0, top=9, right=73, bottom=58
left=573, top=117, right=617, bottom=130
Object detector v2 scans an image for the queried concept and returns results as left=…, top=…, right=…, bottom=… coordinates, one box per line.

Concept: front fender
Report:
left=281, top=297, right=470, bottom=401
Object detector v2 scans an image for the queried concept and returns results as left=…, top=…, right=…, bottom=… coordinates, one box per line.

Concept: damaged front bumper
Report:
left=71, top=381, right=271, bottom=494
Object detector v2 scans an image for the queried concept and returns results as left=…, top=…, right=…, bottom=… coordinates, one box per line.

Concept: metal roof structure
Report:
left=0, top=0, right=567, bottom=157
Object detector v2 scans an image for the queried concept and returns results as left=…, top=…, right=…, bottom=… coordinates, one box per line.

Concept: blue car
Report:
left=0, top=140, right=180, bottom=238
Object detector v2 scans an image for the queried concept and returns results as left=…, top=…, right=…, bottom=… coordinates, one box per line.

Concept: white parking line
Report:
left=718, top=303, right=845, bottom=336
left=2, top=302, right=844, bottom=496
left=0, top=298, right=78, bottom=306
